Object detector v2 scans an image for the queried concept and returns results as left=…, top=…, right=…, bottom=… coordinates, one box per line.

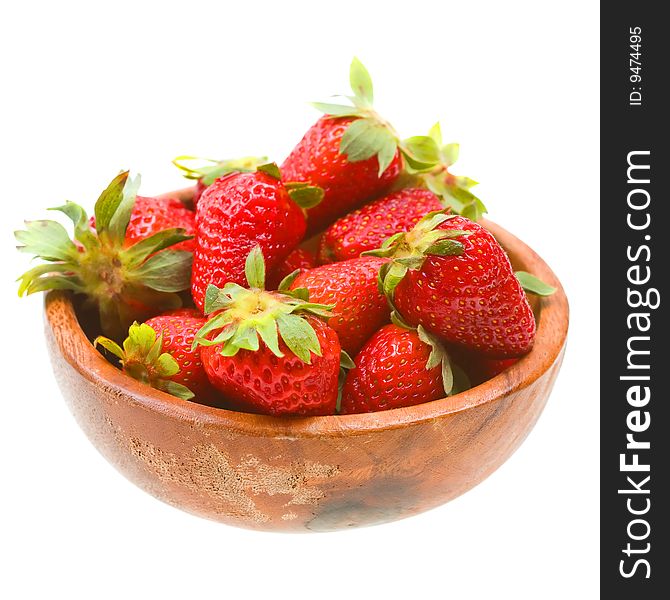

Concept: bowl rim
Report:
left=44, top=187, right=569, bottom=439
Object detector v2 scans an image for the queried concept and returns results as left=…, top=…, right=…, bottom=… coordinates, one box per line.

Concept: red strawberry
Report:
left=373, top=212, right=536, bottom=358
left=194, top=247, right=341, bottom=416
left=282, top=116, right=402, bottom=233
left=143, top=309, right=215, bottom=399
left=289, top=256, right=390, bottom=355
left=90, top=196, right=195, bottom=252
left=16, top=171, right=193, bottom=339
left=94, top=312, right=214, bottom=401
left=191, top=164, right=321, bottom=312
left=267, top=247, right=317, bottom=289
left=318, top=188, right=443, bottom=263
left=124, top=196, right=195, bottom=252
left=172, top=155, right=268, bottom=207
left=448, top=345, right=519, bottom=386
left=340, top=323, right=456, bottom=414
left=282, top=59, right=443, bottom=233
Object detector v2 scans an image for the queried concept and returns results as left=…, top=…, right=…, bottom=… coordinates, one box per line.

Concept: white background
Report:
left=1, top=1, right=599, bottom=598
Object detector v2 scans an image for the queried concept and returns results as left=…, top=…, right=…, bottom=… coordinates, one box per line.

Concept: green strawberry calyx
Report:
left=364, top=210, right=470, bottom=299
left=336, top=349, right=356, bottom=414
left=515, top=271, right=557, bottom=296
left=15, top=171, right=193, bottom=340
left=257, top=162, right=324, bottom=210
left=401, top=123, right=488, bottom=221
left=95, top=322, right=194, bottom=400
left=173, top=155, right=268, bottom=186
left=389, top=312, right=467, bottom=396
left=192, top=246, right=334, bottom=364
left=311, top=57, right=441, bottom=177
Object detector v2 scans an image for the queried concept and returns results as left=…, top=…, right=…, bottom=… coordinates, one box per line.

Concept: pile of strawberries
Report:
left=16, top=59, right=554, bottom=416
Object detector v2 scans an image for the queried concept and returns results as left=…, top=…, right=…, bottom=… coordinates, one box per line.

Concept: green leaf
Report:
left=204, top=284, right=229, bottom=314
left=460, top=198, right=488, bottom=222
left=192, top=316, right=224, bottom=348
left=310, top=102, right=364, bottom=117
left=124, top=322, right=157, bottom=357
left=382, top=262, right=408, bottom=299
left=277, top=313, right=321, bottom=364
left=173, top=155, right=267, bottom=186
left=416, top=210, right=454, bottom=233
left=49, top=201, right=98, bottom=250
left=286, top=185, right=324, bottom=209
left=94, top=171, right=129, bottom=235
left=209, top=324, right=237, bottom=346
left=93, top=336, right=125, bottom=360
left=278, top=269, right=301, bottom=292
left=349, top=57, right=373, bottom=106
left=156, top=352, right=180, bottom=377
left=108, top=173, right=141, bottom=245
left=16, top=263, right=75, bottom=296
left=340, top=118, right=396, bottom=165
left=451, top=363, right=472, bottom=395
left=257, top=162, right=282, bottom=180
left=454, top=176, right=479, bottom=190
left=121, top=228, right=193, bottom=268
left=172, top=155, right=217, bottom=180
left=129, top=250, right=192, bottom=292
left=441, top=185, right=487, bottom=221
left=257, top=319, right=283, bottom=357
left=228, top=324, right=260, bottom=353
left=145, top=333, right=164, bottom=365
left=441, top=143, right=460, bottom=167
left=15, top=220, right=79, bottom=262
left=441, top=354, right=454, bottom=396
left=287, top=287, right=310, bottom=301
left=155, top=379, right=195, bottom=401
left=292, top=302, right=334, bottom=319
left=428, top=122, right=443, bottom=146
left=425, top=239, right=465, bottom=257
left=515, top=271, right=557, bottom=296
left=417, top=325, right=454, bottom=395
left=244, top=245, right=266, bottom=289
left=18, top=274, right=85, bottom=295
left=377, top=138, right=398, bottom=177
left=390, top=310, right=414, bottom=330
left=340, top=350, right=355, bottom=370
left=395, top=256, right=425, bottom=269
left=401, top=136, right=440, bottom=168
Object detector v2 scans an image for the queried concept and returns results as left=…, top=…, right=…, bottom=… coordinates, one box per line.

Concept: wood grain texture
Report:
left=43, top=187, right=569, bottom=532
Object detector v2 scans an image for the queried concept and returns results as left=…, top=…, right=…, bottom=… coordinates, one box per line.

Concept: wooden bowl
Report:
left=43, top=193, right=568, bottom=532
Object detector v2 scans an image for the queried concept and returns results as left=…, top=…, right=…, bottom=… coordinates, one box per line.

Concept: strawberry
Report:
left=88, top=196, right=194, bottom=251
left=282, top=58, right=442, bottom=233
left=289, top=256, right=390, bottom=356
left=267, top=247, right=316, bottom=289
left=318, top=188, right=444, bottom=263
left=191, top=163, right=322, bottom=312
left=340, top=323, right=460, bottom=414
left=282, top=116, right=402, bottom=233
left=94, top=315, right=209, bottom=401
left=124, top=196, right=195, bottom=252
left=194, top=247, right=341, bottom=416
left=447, top=345, right=519, bottom=386
left=144, top=309, right=215, bottom=399
left=16, top=171, right=193, bottom=339
left=371, top=211, right=536, bottom=358
left=172, top=155, right=268, bottom=207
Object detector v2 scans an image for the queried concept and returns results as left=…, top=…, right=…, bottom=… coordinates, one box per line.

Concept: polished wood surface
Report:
left=43, top=189, right=569, bottom=532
